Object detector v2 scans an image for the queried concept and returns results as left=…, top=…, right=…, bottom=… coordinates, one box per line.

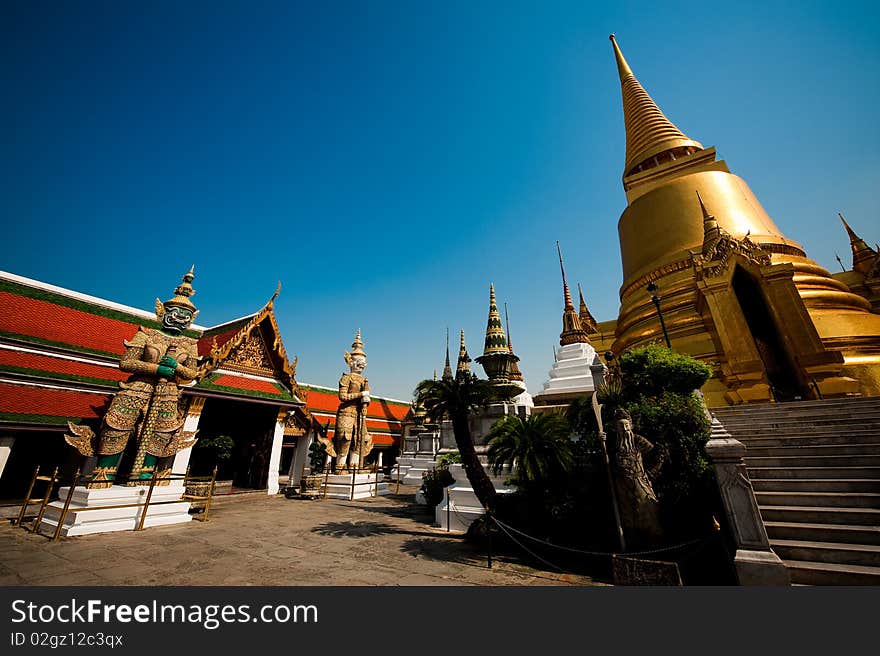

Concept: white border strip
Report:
left=0, top=343, right=118, bottom=369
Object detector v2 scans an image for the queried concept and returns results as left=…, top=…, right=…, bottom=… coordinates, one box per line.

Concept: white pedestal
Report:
left=399, top=455, right=439, bottom=485
left=39, top=485, right=193, bottom=537
left=435, top=463, right=515, bottom=532
left=322, top=473, right=390, bottom=499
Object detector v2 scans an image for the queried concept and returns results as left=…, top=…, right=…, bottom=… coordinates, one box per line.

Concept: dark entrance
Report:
left=731, top=266, right=808, bottom=401
left=189, top=397, right=278, bottom=489
left=0, top=430, right=79, bottom=500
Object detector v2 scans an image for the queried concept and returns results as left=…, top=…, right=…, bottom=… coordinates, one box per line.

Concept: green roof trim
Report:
left=0, top=279, right=200, bottom=338
left=0, top=364, right=119, bottom=389
left=0, top=413, right=82, bottom=426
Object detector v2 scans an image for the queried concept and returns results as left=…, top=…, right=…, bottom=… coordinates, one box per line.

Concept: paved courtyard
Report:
left=0, top=488, right=606, bottom=586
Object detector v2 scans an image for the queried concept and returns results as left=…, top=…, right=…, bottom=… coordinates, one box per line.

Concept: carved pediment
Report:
left=225, top=327, right=275, bottom=375
left=691, top=232, right=772, bottom=281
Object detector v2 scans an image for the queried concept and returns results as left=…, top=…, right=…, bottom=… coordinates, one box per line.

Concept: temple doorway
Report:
left=0, top=431, right=78, bottom=500
left=731, top=267, right=807, bottom=401
left=190, top=397, right=278, bottom=490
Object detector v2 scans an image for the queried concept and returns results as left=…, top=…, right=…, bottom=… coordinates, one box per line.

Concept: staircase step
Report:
left=782, top=559, right=880, bottom=585
left=729, top=426, right=880, bottom=438
left=751, top=479, right=880, bottom=493
left=748, top=466, right=880, bottom=479
left=738, top=435, right=880, bottom=448
left=745, top=454, right=880, bottom=468
left=770, top=539, right=880, bottom=568
left=744, top=443, right=880, bottom=457
left=712, top=397, right=879, bottom=413
left=755, top=491, right=880, bottom=509
left=759, top=505, right=880, bottom=525
left=764, top=521, right=880, bottom=545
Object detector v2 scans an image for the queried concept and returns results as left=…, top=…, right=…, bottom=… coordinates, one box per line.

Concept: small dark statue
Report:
left=611, top=408, right=665, bottom=546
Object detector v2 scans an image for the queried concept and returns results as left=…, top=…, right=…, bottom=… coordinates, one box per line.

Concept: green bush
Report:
left=619, top=344, right=712, bottom=398
left=437, top=452, right=461, bottom=469
left=308, top=440, right=327, bottom=474
left=420, top=466, right=454, bottom=507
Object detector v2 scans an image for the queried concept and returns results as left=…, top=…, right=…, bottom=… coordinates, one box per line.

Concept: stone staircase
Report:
left=712, top=397, right=880, bottom=585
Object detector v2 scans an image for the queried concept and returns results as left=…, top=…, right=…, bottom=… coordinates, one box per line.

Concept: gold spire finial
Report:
left=839, top=213, right=876, bottom=274
left=504, top=303, right=524, bottom=381
left=609, top=34, right=633, bottom=80
left=577, top=282, right=598, bottom=335
left=556, top=242, right=589, bottom=346
left=610, top=34, right=703, bottom=177
left=557, top=241, right=575, bottom=310
left=697, top=190, right=720, bottom=238
left=350, top=329, right=366, bottom=358
left=442, top=327, right=454, bottom=381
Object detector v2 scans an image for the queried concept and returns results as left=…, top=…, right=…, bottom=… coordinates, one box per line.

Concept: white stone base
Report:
left=38, top=485, right=193, bottom=537
left=399, top=456, right=438, bottom=485
left=322, top=473, right=390, bottom=499
left=435, top=464, right=515, bottom=532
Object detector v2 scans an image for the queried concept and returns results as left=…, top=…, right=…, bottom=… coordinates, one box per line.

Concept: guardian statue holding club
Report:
left=329, top=330, right=373, bottom=471
left=65, top=268, right=201, bottom=488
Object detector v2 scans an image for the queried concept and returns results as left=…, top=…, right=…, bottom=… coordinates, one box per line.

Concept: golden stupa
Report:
left=592, top=36, right=880, bottom=406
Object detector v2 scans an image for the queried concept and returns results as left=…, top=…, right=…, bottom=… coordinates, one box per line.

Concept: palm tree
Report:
left=415, top=373, right=500, bottom=509
left=487, top=412, right=574, bottom=485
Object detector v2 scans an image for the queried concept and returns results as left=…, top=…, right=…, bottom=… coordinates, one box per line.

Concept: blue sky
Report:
left=3, top=1, right=879, bottom=401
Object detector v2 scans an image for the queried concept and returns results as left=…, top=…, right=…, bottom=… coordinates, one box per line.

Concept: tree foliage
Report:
left=487, top=413, right=574, bottom=485
left=415, top=373, right=501, bottom=508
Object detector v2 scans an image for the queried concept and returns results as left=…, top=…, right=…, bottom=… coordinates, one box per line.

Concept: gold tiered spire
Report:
left=482, top=283, right=509, bottom=355
left=556, top=242, right=590, bottom=346
left=442, top=327, right=454, bottom=382
left=610, top=34, right=703, bottom=177
left=839, top=213, right=877, bottom=275
left=456, top=329, right=472, bottom=377
left=577, top=283, right=598, bottom=335
left=697, top=190, right=722, bottom=251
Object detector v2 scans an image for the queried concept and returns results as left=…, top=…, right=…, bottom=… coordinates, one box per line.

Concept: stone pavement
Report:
left=0, top=488, right=607, bottom=586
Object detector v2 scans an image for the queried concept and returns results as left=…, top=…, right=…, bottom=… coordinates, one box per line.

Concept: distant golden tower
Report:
left=456, top=329, right=472, bottom=378
left=596, top=35, right=880, bottom=405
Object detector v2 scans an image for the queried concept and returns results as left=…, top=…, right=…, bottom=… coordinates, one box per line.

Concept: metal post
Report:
left=350, top=462, right=357, bottom=501
left=446, top=485, right=451, bottom=532
left=395, top=461, right=401, bottom=494
left=647, top=281, right=671, bottom=348
left=15, top=466, right=39, bottom=527
left=322, top=462, right=330, bottom=500
left=373, top=462, right=379, bottom=497
left=136, top=467, right=159, bottom=531
left=52, top=468, right=81, bottom=541
left=486, top=510, right=493, bottom=569
left=32, top=466, right=59, bottom=534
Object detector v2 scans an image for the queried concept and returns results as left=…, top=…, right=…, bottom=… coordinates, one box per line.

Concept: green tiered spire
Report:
left=476, top=283, right=519, bottom=383
left=482, top=283, right=508, bottom=355
left=456, top=329, right=472, bottom=378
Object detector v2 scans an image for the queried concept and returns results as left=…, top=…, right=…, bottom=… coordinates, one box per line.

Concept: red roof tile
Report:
left=0, top=349, right=127, bottom=383
left=0, top=382, right=111, bottom=419
left=210, top=374, right=284, bottom=396
left=0, top=291, right=138, bottom=355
